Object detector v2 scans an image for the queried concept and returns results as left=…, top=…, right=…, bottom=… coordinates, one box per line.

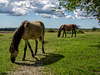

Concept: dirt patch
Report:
left=7, top=54, right=54, bottom=75
left=8, top=60, right=49, bottom=75
left=7, top=53, right=63, bottom=75
left=8, top=65, right=44, bottom=75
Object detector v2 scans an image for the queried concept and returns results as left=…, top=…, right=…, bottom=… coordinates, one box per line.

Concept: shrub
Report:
left=92, top=27, right=97, bottom=32
left=48, top=28, right=55, bottom=32
left=77, top=29, right=84, bottom=34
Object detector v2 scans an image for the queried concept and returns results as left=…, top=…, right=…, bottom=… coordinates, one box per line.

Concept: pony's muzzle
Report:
left=11, top=58, right=15, bottom=63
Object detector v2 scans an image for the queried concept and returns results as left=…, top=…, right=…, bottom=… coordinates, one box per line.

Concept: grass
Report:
left=0, top=31, right=100, bottom=75
left=43, top=32, right=100, bottom=75
left=0, top=33, right=16, bottom=75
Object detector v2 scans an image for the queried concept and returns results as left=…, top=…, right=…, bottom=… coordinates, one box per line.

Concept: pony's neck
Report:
left=59, top=28, right=62, bottom=32
left=12, top=23, right=25, bottom=50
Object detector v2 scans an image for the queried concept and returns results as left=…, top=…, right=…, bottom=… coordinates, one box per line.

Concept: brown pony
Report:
left=58, top=24, right=78, bottom=37
left=9, top=20, right=45, bottom=63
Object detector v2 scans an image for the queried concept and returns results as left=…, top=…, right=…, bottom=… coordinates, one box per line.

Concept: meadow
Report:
left=0, top=31, right=100, bottom=75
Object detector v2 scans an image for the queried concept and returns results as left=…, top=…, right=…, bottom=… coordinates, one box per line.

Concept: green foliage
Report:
left=47, top=28, right=55, bottom=32
left=0, top=28, right=16, bottom=31
left=77, top=29, right=85, bottom=34
left=92, top=27, right=97, bottom=32
left=51, top=9, right=55, bottom=12
left=80, top=28, right=100, bottom=32
left=58, top=0, right=100, bottom=23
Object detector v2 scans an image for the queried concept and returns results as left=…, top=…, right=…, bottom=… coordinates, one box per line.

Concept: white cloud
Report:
left=0, top=0, right=96, bottom=19
left=53, top=15, right=60, bottom=19
left=0, top=0, right=29, bottom=16
left=40, top=13, right=61, bottom=19
left=0, top=0, right=8, bottom=4
left=0, top=0, right=61, bottom=16
left=66, top=15, right=75, bottom=19
left=74, top=9, right=95, bottom=19
left=40, top=13, right=52, bottom=18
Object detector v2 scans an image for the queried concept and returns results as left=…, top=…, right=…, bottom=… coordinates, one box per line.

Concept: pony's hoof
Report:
left=21, top=58, right=25, bottom=61
left=32, top=54, right=34, bottom=58
left=11, top=58, right=15, bottom=63
left=43, top=52, right=45, bottom=54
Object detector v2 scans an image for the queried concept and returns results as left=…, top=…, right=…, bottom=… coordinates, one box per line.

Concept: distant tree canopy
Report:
left=0, top=28, right=16, bottom=31
left=57, top=0, right=100, bottom=23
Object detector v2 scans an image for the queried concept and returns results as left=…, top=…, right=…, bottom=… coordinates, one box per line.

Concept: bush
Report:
left=92, top=27, right=97, bottom=32
left=48, top=28, right=55, bottom=32
left=77, top=29, right=84, bottom=34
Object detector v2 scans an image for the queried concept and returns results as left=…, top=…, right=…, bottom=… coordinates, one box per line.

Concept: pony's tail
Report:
left=38, top=36, right=44, bottom=44
left=39, top=36, right=42, bottom=42
left=38, top=36, right=42, bottom=42
left=39, top=36, right=46, bottom=44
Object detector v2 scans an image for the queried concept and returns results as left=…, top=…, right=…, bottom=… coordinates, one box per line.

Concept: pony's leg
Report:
left=35, top=39, right=38, bottom=55
left=75, top=30, right=76, bottom=37
left=64, top=31, right=66, bottom=37
left=42, top=36, right=45, bottom=54
left=22, top=40, right=28, bottom=61
left=62, top=30, right=64, bottom=37
left=71, top=30, right=73, bottom=37
left=28, top=42, right=34, bottom=57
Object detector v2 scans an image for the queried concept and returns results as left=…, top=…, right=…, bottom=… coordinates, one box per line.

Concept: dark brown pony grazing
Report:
left=58, top=24, right=78, bottom=37
left=9, top=20, right=45, bottom=63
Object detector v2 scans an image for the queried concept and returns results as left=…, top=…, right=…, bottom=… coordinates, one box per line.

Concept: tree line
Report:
left=0, top=28, right=17, bottom=31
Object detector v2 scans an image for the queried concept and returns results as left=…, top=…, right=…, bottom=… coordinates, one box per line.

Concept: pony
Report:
left=9, top=20, right=45, bottom=63
left=58, top=24, right=78, bottom=37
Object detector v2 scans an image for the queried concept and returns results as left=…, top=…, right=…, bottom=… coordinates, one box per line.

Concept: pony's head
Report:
left=9, top=43, right=19, bottom=63
left=58, top=25, right=64, bottom=37
left=58, top=30, right=61, bottom=37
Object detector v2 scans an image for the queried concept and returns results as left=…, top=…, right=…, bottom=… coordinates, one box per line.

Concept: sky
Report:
left=0, top=0, right=100, bottom=29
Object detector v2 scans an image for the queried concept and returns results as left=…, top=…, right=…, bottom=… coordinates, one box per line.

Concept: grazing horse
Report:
left=9, top=20, right=45, bottom=63
left=58, top=24, right=78, bottom=37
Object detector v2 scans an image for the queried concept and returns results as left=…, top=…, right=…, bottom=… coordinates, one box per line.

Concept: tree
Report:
left=58, top=0, right=100, bottom=23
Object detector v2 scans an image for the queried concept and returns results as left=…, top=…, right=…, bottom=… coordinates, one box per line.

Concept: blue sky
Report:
left=0, top=0, right=100, bottom=29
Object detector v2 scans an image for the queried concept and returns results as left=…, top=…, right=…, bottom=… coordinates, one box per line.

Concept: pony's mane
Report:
left=11, top=21, right=26, bottom=50
left=59, top=25, right=65, bottom=31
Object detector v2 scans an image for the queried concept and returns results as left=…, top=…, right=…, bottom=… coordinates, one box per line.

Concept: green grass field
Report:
left=0, top=31, right=100, bottom=75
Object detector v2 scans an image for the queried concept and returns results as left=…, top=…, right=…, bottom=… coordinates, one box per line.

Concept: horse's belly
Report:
left=29, top=34, right=41, bottom=39
left=65, top=28, right=71, bottom=31
left=22, top=30, right=41, bottom=40
left=66, top=29, right=71, bottom=31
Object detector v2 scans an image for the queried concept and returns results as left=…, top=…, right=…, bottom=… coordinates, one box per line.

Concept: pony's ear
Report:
left=26, top=22, right=30, bottom=27
left=11, top=43, right=15, bottom=50
left=11, top=43, right=14, bottom=46
left=10, top=43, right=15, bottom=53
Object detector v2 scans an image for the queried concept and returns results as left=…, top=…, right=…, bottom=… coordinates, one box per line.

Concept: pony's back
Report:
left=32, top=20, right=45, bottom=35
